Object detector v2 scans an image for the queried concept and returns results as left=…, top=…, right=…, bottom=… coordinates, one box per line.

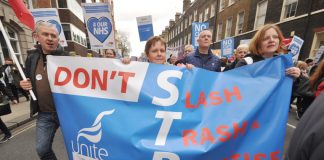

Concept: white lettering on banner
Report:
left=155, top=111, right=182, bottom=146
left=94, top=27, right=109, bottom=35
left=153, top=152, right=180, bottom=160
left=47, top=56, right=149, bottom=102
left=152, top=70, right=183, bottom=106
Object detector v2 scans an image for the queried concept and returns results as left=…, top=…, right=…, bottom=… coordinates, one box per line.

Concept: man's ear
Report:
left=33, top=33, right=38, bottom=42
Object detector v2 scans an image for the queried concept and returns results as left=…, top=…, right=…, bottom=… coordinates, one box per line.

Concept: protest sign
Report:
left=48, top=54, right=293, bottom=160
left=82, top=3, right=115, bottom=49
left=137, top=15, right=154, bottom=41
left=221, top=37, right=234, bottom=57
left=192, top=22, right=209, bottom=48
left=288, top=35, right=304, bottom=62
left=31, top=8, right=67, bottom=47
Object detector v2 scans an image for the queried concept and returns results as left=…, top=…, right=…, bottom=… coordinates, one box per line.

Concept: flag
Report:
left=8, top=0, right=34, bottom=30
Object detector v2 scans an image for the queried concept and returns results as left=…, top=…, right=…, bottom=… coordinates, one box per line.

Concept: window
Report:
left=62, top=24, right=71, bottom=40
left=0, top=26, right=23, bottom=64
left=219, top=0, right=225, bottom=11
left=236, top=11, right=244, bottom=35
left=255, top=0, right=268, bottom=29
left=185, top=18, right=188, bottom=29
left=229, top=0, right=237, bottom=6
left=210, top=3, right=216, bottom=17
left=58, top=0, right=67, bottom=8
left=194, top=10, right=197, bottom=21
left=204, top=8, right=209, bottom=21
left=180, top=22, right=183, bottom=32
left=188, top=33, right=191, bottom=44
left=189, top=14, right=192, bottom=24
left=225, top=17, right=233, bottom=37
left=199, top=12, right=203, bottom=22
left=217, top=23, right=223, bottom=41
left=282, top=0, right=298, bottom=19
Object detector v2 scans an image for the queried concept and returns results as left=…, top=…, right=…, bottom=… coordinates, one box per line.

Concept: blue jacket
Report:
left=184, top=48, right=221, bottom=72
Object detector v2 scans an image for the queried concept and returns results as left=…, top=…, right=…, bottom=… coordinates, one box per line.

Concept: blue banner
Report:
left=192, top=22, right=209, bottom=48
left=48, top=54, right=293, bottom=160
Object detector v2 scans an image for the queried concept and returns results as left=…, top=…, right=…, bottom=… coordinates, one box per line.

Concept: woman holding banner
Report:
left=122, top=36, right=167, bottom=65
left=235, top=24, right=301, bottom=78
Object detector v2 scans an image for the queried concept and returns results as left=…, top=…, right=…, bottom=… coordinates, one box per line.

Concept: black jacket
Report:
left=285, top=93, right=324, bottom=160
left=25, top=45, right=67, bottom=115
left=235, top=53, right=265, bottom=68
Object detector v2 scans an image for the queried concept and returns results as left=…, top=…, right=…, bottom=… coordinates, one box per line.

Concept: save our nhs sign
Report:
left=192, top=22, right=209, bottom=48
left=31, top=8, right=67, bottom=47
left=221, top=37, right=235, bottom=57
left=137, top=15, right=154, bottom=42
left=82, top=3, right=115, bottom=49
left=48, top=54, right=293, bottom=160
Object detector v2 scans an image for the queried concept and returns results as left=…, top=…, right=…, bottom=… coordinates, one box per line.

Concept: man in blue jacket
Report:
left=183, top=29, right=221, bottom=72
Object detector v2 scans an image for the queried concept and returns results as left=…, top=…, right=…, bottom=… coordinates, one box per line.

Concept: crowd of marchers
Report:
left=0, top=21, right=323, bottom=160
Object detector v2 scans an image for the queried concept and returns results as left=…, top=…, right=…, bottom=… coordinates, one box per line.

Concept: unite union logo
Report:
left=71, top=109, right=115, bottom=160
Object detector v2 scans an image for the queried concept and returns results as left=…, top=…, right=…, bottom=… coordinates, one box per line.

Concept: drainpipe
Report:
left=212, top=0, right=219, bottom=48
left=302, top=0, right=314, bottom=58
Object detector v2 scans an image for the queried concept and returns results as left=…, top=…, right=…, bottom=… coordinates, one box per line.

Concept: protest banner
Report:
left=48, top=54, right=293, bottom=160
left=31, top=8, right=67, bottom=47
left=221, top=37, right=234, bottom=57
left=192, top=22, right=209, bottom=48
left=136, top=15, right=154, bottom=42
left=82, top=3, right=115, bottom=49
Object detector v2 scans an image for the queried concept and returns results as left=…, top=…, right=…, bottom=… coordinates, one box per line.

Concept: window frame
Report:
left=225, top=16, right=233, bottom=38
left=254, top=0, right=268, bottom=29
left=235, top=11, right=245, bottom=35
left=280, top=0, right=298, bottom=20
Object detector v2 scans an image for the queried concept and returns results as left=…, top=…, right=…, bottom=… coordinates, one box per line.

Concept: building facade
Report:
left=0, top=0, right=34, bottom=66
left=162, top=0, right=217, bottom=47
left=163, top=0, right=324, bottom=60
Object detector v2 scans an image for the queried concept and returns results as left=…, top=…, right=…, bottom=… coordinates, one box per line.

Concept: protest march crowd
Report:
left=0, top=19, right=323, bottom=160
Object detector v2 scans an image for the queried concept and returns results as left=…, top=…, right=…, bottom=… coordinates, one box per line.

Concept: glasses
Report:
left=185, top=50, right=192, bottom=53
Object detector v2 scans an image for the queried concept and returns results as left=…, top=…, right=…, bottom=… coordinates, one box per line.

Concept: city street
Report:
left=0, top=107, right=299, bottom=160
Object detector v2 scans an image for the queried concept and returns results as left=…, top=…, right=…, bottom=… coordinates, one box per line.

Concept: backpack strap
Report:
left=244, top=57, right=253, bottom=65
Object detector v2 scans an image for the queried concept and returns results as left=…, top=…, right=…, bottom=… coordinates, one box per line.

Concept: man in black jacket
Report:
left=285, top=93, right=324, bottom=160
left=20, top=21, right=67, bottom=160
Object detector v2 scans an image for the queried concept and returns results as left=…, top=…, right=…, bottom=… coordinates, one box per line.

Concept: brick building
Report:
left=163, top=0, right=324, bottom=60
left=162, top=0, right=217, bottom=47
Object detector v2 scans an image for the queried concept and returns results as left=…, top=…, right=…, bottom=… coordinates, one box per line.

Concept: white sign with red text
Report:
left=47, top=56, right=148, bottom=102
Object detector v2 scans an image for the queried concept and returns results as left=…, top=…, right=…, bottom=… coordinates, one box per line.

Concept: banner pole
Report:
left=0, top=20, right=37, bottom=101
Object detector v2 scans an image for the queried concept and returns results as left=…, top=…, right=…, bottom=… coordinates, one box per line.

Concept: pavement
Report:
left=1, top=97, right=35, bottom=135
